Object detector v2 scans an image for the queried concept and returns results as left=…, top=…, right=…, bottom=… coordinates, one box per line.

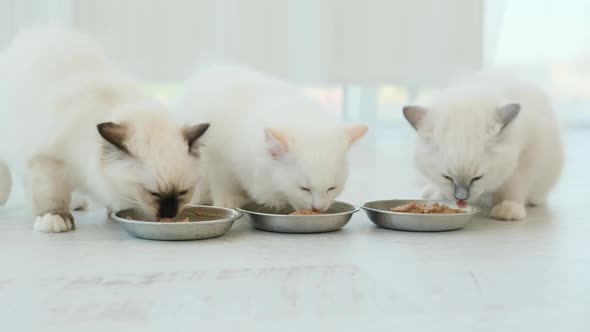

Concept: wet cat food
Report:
left=126, top=216, right=190, bottom=222
left=289, top=210, right=321, bottom=216
left=390, top=202, right=463, bottom=214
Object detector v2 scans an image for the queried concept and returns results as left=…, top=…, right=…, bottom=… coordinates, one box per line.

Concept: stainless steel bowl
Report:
left=362, top=199, right=479, bottom=232
left=111, top=205, right=241, bottom=240
left=238, top=201, right=359, bottom=234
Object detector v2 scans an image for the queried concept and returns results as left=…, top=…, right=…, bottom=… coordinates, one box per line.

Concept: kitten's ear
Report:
left=184, top=123, right=210, bottom=156
left=265, top=128, right=289, bottom=160
left=97, top=122, right=129, bottom=154
left=494, top=103, right=520, bottom=134
left=345, top=124, right=368, bottom=146
left=403, top=106, right=428, bottom=132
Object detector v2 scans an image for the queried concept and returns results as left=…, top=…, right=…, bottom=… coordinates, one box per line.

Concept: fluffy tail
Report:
left=0, top=161, right=11, bottom=205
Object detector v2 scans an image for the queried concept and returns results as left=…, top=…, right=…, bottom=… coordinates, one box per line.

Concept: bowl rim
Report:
left=110, top=204, right=242, bottom=226
left=361, top=199, right=480, bottom=217
left=237, top=200, right=360, bottom=218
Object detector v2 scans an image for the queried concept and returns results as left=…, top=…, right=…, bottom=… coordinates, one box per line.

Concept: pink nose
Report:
left=312, top=206, right=322, bottom=212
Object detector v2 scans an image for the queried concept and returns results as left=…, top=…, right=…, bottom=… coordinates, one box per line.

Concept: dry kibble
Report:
left=391, top=202, right=463, bottom=214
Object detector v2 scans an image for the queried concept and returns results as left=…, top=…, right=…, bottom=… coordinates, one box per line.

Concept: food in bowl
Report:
left=289, top=210, right=321, bottom=216
left=126, top=216, right=190, bottom=223
left=159, top=217, right=190, bottom=223
left=125, top=210, right=223, bottom=223
left=390, top=202, right=463, bottom=214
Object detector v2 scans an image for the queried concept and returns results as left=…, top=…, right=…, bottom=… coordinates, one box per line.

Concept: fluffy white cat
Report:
left=403, top=73, right=563, bottom=220
left=0, top=29, right=209, bottom=232
left=176, top=65, right=368, bottom=211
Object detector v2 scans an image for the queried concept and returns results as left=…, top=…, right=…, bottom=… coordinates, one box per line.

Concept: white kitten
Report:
left=403, top=73, right=563, bottom=220
left=176, top=65, right=367, bottom=211
left=0, top=29, right=209, bottom=232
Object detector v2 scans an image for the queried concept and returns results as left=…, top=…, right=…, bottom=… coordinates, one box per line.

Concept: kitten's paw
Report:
left=421, top=185, right=442, bottom=200
left=34, top=212, right=75, bottom=233
left=490, top=201, right=526, bottom=221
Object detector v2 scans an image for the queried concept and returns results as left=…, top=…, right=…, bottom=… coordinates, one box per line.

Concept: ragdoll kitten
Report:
left=0, top=29, right=209, bottom=232
left=176, top=65, right=368, bottom=212
left=403, top=73, right=563, bottom=220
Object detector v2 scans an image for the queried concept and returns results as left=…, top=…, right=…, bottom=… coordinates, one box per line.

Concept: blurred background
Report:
left=1, top=0, right=589, bottom=127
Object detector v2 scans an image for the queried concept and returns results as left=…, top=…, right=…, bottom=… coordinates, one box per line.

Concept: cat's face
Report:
left=404, top=102, right=521, bottom=203
left=98, top=106, right=209, bottom=218
left=265, top=125, right=367, bottom=212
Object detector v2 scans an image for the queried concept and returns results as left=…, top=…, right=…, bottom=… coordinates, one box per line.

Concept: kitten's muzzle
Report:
left=158, top=194, right=179, bottom=218
left=454, top=185, right=470, bottom=201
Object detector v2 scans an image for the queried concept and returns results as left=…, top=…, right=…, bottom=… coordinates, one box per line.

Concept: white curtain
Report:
left=0, top=0, right=484, bottom=85
left=484, top=0, right=590, bottom=126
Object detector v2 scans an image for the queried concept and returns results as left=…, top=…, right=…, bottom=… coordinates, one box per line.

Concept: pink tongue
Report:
left=456, top=200, right=467, bottom=208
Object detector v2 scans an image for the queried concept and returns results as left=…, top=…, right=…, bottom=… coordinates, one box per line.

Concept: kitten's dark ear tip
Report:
left=403, top=105, right=427, bottom=131
left=185, top=123, right=210, bottom=151
left=97, top=122, right=129, bottom=154
left=496, top=103, right=521, bottom=132
left=97, top=122, right=114, bottom=133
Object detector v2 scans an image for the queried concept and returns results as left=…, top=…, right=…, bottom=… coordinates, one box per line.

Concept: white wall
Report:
left=0, top=0, right=484, bottom=85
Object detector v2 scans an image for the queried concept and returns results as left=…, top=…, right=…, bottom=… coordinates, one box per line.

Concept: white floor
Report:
left=1, top=128, right=589, bottom=332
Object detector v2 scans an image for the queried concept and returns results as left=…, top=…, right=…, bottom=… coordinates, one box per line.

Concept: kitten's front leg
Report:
left=209, top=178, right=249, bottom=209
left=211, top=189, right=248, bottom=209
left=27, top=155, right=74, bottom=232
left=208, top=162, right=249, bottom=209
left=490, top=170, right=529, bottom=221
left=421, top=183, right=443, bottom=200
left=189, top=182, right=212, bottom=205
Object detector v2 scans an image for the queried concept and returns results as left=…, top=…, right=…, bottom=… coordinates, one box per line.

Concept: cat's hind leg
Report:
left=27, top=155, right=74, bottom=232
left=526, top=162, right=563, bottom=207
left=526, top=195, right=545, bottom=207
left=70, top=191, right=89, bottom=211
left=490, top=168, right=530, bottom=221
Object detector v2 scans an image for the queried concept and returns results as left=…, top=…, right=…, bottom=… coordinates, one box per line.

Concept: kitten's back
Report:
left=178, top=65, right=337, bottom=126
left=0, top=29, right=133, bottom=168
left=0, top=28, right=112, bottom=89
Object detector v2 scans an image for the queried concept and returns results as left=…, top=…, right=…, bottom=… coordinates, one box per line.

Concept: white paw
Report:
left=490, top=201, right=526, bottom=221
left=421, top=185, right=441, bottom=200
left=34, top=213, right=74, bottom=233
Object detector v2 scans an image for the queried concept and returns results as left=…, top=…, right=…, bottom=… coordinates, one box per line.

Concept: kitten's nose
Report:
left=312, top=205, right=322, bottom=213
left=454, top=186, right=469, bottom=201
left=158, top=195, right=179, bottom=218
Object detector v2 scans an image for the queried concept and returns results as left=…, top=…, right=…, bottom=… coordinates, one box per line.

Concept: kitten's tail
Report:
left=0, top=161, right=12, bottom=206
